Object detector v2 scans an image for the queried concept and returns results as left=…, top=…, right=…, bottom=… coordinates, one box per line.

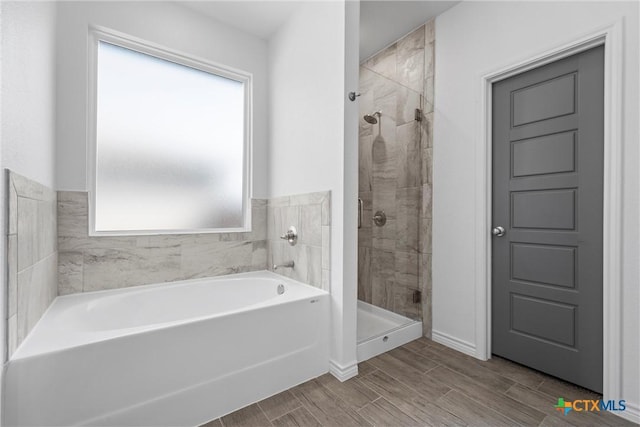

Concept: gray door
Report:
left=492, top=46, right=604, bottom=393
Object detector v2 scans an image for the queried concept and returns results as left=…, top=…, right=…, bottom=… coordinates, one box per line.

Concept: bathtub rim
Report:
left=56, top=269, right=325, bottom=300
left=11, top=270, right=328, bottom=361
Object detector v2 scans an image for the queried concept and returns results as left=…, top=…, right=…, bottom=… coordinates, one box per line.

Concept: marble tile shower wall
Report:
left=266, top=192, right=330, bottom=291
left=57, top=192, right=268, bottom=294
left=7, top=171, right=58, bottom=357
left=357, top=21, right=434, bottom=336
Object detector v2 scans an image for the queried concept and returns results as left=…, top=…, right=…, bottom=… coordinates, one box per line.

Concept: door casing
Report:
left=474, top=21, right=624, bottom=403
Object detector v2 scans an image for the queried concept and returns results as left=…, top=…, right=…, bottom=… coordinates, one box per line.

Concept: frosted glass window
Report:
left=94, top=41, right=248, bottom=233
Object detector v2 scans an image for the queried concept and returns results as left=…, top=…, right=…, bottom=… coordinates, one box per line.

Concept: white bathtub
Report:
left=4, top=271, right=329, bottom=426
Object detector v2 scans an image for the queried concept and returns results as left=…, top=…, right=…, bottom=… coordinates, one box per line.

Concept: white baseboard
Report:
left=329, top=360, right=358, bottom=382
left=616, top=401, right=640, bottom=424
left=431, top=330, right=477, bottom=358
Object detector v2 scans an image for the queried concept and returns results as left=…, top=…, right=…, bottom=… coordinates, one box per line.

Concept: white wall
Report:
left=0, top=0, right=3, bottom=374
left=433, top=0, right=639, bottom=416
left=268, top=2, right=345, bottom=198
left=1, top=1, right=57, bottom=189
left=342, top=0, right=360, bottom=379
left=268, top=1, right=358, bottom=377
left=55, top=1, right=269, bottom=198
left=0, top=1, right=58, bottom=419
left=1, top=0, right=58, bottom=348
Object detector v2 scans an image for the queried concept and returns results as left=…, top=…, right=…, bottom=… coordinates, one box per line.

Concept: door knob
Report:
left=492, top=226, right=506, bottom=237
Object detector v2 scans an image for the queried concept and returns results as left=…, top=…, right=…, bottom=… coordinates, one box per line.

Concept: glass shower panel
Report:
left=357, top=63, right=424, bottom=322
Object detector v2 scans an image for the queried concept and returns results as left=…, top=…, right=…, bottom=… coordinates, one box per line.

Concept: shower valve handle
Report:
left=373, top=211, right=387, bottom=227
left=280, top=226, right=298, bottom=246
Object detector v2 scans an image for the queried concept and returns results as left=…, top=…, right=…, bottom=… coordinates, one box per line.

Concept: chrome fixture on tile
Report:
left=273, top=261, right=295, bottom=270
left=277, top=284, right=285, bottom=295
left=415, top=108, right=423, bottom=122
left=363, top=111, right=382, bottom=124
left=280, top=226, right=298, bottom=245
left=373, top=210, right=387, bottom=227
left=348, top=91, right=361, bottom=101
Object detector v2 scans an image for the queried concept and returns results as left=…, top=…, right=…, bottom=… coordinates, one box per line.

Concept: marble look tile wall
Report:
left=358, top=20, right=435, bottom=336
left=267, top=191, right=330, bottom=291
left=57, top=191, right=268, bottom=294
left=419, top=20, right=435, bottom=338
left=7, top=171, right=58, bottom=358
left=57, top=190, right=330, bottom=295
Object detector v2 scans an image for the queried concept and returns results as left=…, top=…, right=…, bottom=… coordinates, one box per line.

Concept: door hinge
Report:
left=413, top=290, right=422, bottom=304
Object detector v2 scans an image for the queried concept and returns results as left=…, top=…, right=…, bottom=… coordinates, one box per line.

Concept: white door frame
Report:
left=475, top=20, right=623, bottom=402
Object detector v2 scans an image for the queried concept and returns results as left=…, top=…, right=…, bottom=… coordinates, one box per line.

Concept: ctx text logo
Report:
left=555, top=397, right=626, bottom=415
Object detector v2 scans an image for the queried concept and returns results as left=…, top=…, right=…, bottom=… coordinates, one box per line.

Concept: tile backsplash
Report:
left=267, top=191, right=331, bottom=291
left=56, top=190, right=330, bottom=294
left=57, top=191, right=268, bottom=294
left=7, top=170, right=58, bottom=357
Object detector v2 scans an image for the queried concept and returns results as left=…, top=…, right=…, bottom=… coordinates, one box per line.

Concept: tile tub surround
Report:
left=6, top=170, right=58, bottom=357
left=57, top=191, right=268, bottom=294
left=58, top=190, right=330, bottom=294
left=267, top=191, right=331, bottom=291
left=358, top=21, right=435, bottom=336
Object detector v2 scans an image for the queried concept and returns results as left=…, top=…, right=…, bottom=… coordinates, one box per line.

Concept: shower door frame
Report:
left=473, top=21, right=624, bottom=404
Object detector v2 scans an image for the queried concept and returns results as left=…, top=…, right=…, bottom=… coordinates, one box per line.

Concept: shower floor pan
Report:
left=356, top=300, right=423, bottom=362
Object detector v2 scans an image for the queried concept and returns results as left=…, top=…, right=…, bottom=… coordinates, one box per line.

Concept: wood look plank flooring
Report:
left=201, top=338, right=638, bottom=427
left=271, top=407, right=322, bottom=427
left=258, top=391, right=302, bottom=421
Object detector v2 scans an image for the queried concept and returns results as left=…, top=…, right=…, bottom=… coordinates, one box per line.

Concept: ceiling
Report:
left=360, top=1, right=460, bottom=60
left=179, top=1, right=460, bottom=61
left=180, top=1, right=302, bottom=40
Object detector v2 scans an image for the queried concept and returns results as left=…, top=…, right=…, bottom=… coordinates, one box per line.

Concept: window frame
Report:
left=87, top=26, right=253, bottom=236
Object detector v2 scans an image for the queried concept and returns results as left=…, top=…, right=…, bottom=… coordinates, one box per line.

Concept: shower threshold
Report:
left=356, top=300, right=423, bottom=362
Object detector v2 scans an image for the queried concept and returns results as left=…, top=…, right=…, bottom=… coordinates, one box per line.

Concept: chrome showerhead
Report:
left=363, top=111, right=381, bottom=124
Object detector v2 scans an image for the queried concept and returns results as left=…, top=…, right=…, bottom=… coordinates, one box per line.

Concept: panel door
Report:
left=491, top=46, right=604, bottom=393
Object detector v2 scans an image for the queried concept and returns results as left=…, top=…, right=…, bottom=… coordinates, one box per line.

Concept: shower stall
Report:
left=356, top=22, right=435, bottom=361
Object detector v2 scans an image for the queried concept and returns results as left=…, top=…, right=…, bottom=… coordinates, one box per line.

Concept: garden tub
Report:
left=4, top=271, right=329, bottom=426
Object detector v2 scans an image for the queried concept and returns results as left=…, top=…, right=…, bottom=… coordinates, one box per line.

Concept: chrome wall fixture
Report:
left=280, top=226, right=298, bottom=245
left=363, top=111, right=382, bottom=124
left=373, top=210, right=387, bottom=227
left=273, top=261, right=295, bottom=270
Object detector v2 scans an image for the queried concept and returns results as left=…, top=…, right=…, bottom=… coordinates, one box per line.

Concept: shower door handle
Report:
left=358, top=198, right=363, bottom=229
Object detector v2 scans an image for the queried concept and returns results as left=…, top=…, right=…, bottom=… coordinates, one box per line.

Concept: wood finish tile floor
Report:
left=201, top=338, right=637, bottom=427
